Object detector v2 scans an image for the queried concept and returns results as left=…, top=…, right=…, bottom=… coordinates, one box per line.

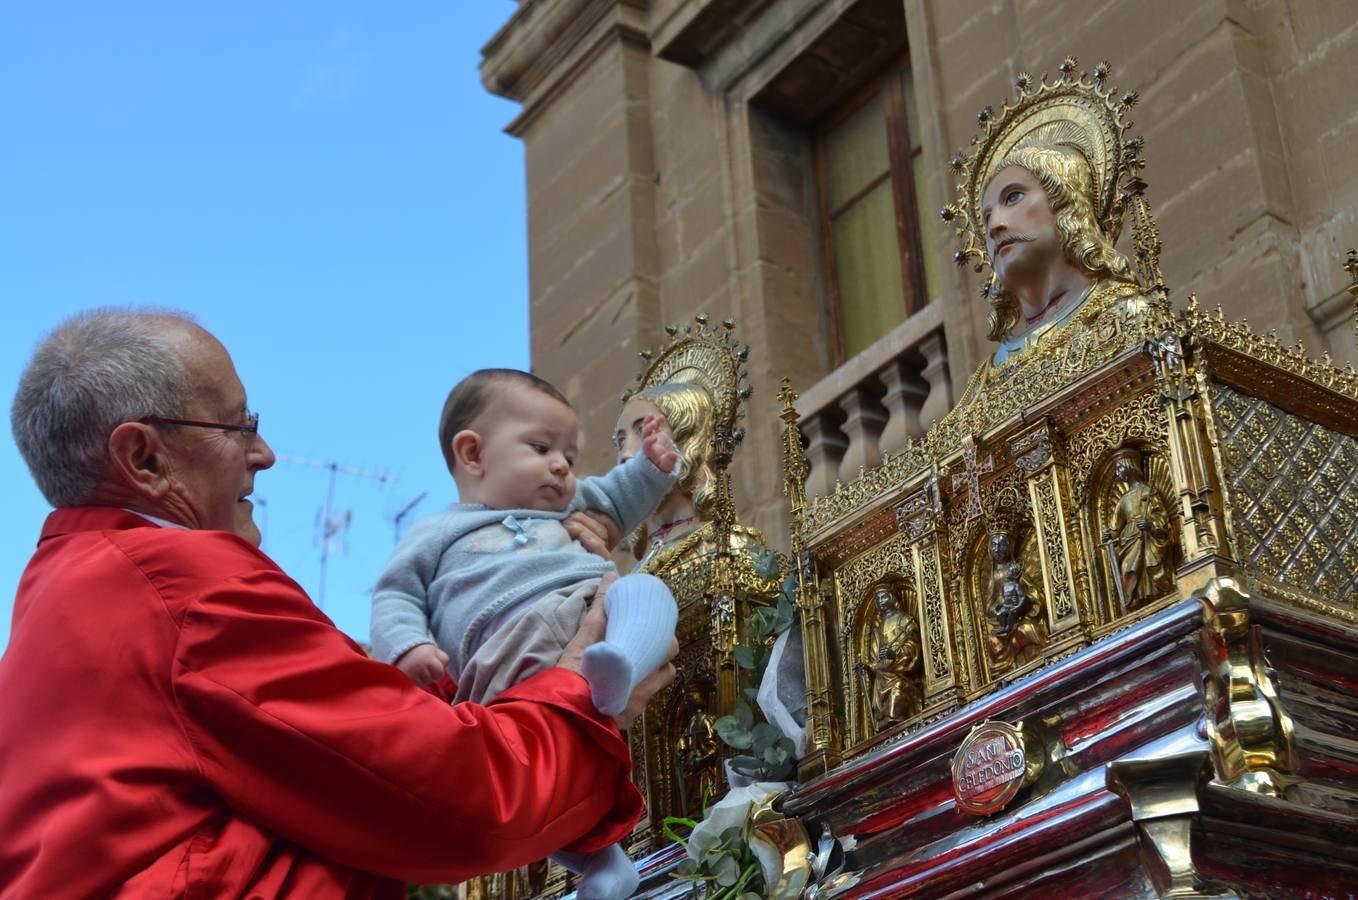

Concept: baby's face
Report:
left=475, top=384, right=579, bottom=512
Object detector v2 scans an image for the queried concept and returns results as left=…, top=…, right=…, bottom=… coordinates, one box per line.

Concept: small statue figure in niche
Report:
left=862, top=584, right=923, bottom=730
left=989, top=531, right=1033, bottom=635
left=984, top=528, right=1046, bottom=668
left=673, top=684, right=720, bottom=816
left=1105, top=449, right=1175, bottom=608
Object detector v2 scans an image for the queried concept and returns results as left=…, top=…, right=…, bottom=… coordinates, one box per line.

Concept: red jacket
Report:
left=0, top=507, right=642, bottom=898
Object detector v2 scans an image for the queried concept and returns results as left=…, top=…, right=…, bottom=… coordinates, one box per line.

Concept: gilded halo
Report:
left=941, top=56, right=1145, bottom=275
left=626, top=315, right=750, bottom=444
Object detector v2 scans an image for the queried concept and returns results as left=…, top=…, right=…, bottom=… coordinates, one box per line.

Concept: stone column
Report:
left=879, top=358, right=929, bottom=457
left=836, top=386, right=888, bottom=482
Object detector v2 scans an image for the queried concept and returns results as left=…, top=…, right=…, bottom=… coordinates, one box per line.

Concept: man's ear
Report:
left=107, top=422, right=171, bottom=498
left=451, top=429, right=485, bottom=478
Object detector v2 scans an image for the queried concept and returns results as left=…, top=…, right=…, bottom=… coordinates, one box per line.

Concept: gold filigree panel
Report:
left=804, top=444, right=930, bottom=537
left=1213, top=385, right=1358, bottom=603
left=1066, top=391, right=1169, bottom=504
left=1031, top=473, right=1077, bottom=623
left=835, top=533, right=915, bottom=619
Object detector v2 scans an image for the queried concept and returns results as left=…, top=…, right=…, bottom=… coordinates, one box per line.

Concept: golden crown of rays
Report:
left=940, top=56, right=1148, bottom=279
left=625, top=314, right=752, bottom=451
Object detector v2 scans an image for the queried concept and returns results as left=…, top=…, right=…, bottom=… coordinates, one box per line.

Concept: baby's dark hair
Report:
left=438, top=368, right=571, bottom=475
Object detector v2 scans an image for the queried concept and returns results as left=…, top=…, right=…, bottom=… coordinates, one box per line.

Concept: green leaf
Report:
left=733, top=645, right=756, bottom=669
left=743, top=686, right=759, bottom=701
left=715, top=855, right=740, bottom=888
left=661, top=815, right=697, bottom=848
left=752, top=548, right=781, bottom=580
left=733, top=700, right=754, bottom=729
left=675, top=858, right=699, bottom=878
left=763, top=743, right=788, bottom=765
left=751, top=721, right=780, bottom=746
left=714, top=716, right=753, bottom=749
left=753, top=606, right=780, bottom=637
left=728, top=755, right=765, bottom=777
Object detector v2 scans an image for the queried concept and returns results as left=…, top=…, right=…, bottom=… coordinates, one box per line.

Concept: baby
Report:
left=371, top=368, right=679, bottom=900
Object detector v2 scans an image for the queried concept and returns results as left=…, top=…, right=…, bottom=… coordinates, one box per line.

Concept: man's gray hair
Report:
left=12, top=308, right=199, bottom=507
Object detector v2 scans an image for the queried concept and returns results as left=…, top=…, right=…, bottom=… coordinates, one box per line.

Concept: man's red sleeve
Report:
left=171, top=558, right=643, bottom=884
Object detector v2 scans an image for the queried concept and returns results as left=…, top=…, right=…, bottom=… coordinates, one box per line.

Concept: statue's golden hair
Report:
left=627, top=381, right=719, bottom=561
left=632, top=381, right=718, bottom=520
left=986, top=145, right=1135, bottom=341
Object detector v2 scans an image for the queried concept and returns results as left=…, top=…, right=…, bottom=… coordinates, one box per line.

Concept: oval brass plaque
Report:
left=951, top=720, right=1027, bottom=815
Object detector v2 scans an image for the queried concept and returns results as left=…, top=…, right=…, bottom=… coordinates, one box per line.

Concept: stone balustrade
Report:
left=795, top=303, right=952, bottom=498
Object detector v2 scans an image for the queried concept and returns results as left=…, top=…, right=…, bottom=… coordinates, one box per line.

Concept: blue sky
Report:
left=1, top=5, right=529, bottom=648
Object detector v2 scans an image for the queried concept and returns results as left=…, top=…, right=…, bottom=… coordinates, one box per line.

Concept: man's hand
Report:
left=563, top=511, right=622, bottom=559
left=615, top=650, right=677, bottom=729
left=559, top=574, right=678, bottom=730
left=394, top=643, right=449, bottom=687
left=641, top=413, right=679, bottom=474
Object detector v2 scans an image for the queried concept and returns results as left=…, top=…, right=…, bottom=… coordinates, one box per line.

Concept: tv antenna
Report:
left=389, top=490, right=429, bottom=545
left=278, top=453, right=393, bottom=609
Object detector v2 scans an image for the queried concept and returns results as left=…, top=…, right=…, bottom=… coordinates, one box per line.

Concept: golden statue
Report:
left=673, top=684, right=720, bottom=817
left=616, top=380, right=719, bottom=577
left=862, top=584, right=922, bottom=730
left=940, top=59, right=1173, bottom=426
left=773, top=58, right=1358, bottom=897
left=1105, top=449, right=1175, bottom=608
left=984, top=529, right=1046, bottom=669
left=618, top=317, right=784, bottom=841
left=613, top=322, right=780, bottom=607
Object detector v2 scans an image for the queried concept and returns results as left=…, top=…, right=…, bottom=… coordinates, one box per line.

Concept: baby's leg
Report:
left=580, top=573, right=677, bottom=716
left=550, top=843, right=639, bottom=900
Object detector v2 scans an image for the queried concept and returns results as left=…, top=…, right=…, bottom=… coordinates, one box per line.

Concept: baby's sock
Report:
left=550, top=843, right=639, bottom=900
left=580, top=573, right=677, bottom=716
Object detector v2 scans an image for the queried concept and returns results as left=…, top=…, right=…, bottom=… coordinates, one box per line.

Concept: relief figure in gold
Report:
left=673, top=684, right=720, bottom=817
left=984, top=529, right=1047, bottom=669
left=1106, top=449, right=1175, bottom=607
left=863, top=584, right=922, bottom=730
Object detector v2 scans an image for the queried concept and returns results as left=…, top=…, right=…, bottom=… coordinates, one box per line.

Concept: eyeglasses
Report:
left=140, top=411, right=260, bottom=450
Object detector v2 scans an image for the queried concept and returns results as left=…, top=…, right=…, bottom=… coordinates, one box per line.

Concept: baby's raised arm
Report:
left=571, top=415, right=681, bottom=538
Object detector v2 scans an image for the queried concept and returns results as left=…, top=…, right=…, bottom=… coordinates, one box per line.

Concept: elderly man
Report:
left=0, top=309, right=672, bottom=898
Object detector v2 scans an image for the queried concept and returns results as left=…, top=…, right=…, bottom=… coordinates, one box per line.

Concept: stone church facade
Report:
left=480, top=0, right=1358, bottom=545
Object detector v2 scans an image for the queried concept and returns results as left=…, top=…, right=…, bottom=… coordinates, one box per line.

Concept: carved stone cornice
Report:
left=651, top=0, right=778, bottom=69
left=479, top=0, right=648, bottom=136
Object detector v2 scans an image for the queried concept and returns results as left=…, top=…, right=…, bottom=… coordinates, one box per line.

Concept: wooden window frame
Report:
left=813, top=56, right=927, bottom=367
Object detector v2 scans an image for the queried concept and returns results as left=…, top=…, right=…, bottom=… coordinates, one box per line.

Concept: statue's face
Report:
left=989, top=532, right=1012, bottom=562
left=875, top=587, right=893, bottom=611
left=613, top=396, right=663, bottom=465
left=1114, top=459, right=1135, bottom=482
left=981, top=165, right=1061, bottom=287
